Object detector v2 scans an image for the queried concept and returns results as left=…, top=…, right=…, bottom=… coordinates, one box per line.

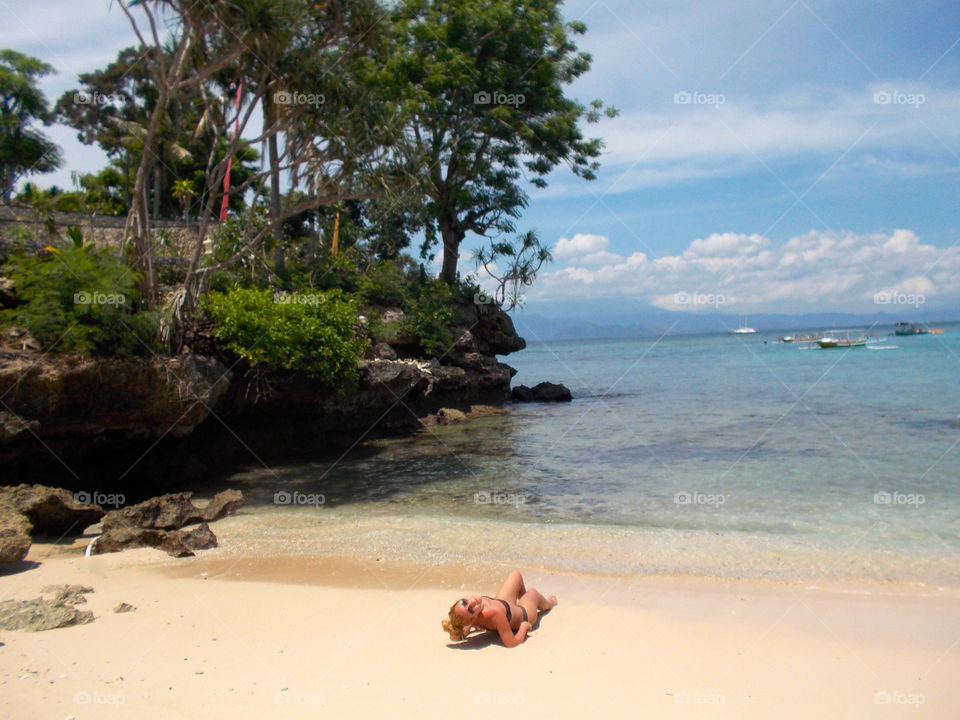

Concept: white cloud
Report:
left=537, top=82, right=960, bottom=197
left=531, top=229, right=960, bottom=313
left=579, top=250, right=627, bottom=266
left=553, top=233, right=610, bottom=258
left=684, top=232, right=769, bottom=259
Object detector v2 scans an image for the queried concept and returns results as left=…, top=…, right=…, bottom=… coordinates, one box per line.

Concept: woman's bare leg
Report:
left=495, top=569, right=526, bottom=602
left=517, top=587, right=558, bottom=627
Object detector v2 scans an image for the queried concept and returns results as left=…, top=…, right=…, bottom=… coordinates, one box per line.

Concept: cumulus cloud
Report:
left=531, top=229, right=960, bottom=313
left=553, top=233, right=611, bottom=258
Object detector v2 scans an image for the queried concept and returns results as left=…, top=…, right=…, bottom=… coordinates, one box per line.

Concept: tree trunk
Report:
left=124, top=151, right=131, bottom=209
left=125, top=152, right=156, bottom=307
left=439, top=220, right=463, bottom=284
left=152, top=164, right=162, bottom=223
left=266, top=95, right=284, bottom=272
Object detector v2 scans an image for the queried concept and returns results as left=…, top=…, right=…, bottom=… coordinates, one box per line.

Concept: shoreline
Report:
left=3, top=539, right=960, bottom=718
left=100, top=501, right=960, bottom=588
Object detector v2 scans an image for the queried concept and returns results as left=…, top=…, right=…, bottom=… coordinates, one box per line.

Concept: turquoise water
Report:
left=223, top=324, right=960, bottom=584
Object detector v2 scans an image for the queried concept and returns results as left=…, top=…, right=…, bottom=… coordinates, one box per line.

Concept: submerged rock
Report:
left=0, top=585, right=94, bottom=631
left=511, top=382, right=572, bottom=403
left=436, top=408, right=468, bottom=425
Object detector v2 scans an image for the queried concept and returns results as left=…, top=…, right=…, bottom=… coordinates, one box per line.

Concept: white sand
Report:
left=2, top=539, right=959, bottom=719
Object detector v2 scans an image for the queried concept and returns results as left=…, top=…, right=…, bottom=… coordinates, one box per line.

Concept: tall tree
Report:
left=56, top=46, right=259, bottom=221
left=381, top=0, right=616, bottom=284
left=155, top=0, right=398, bottom=348
left=0, top=50, right=62, bottom=200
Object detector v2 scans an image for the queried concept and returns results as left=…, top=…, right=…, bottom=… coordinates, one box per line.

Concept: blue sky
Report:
left=6, top=0, right=960, bottom=317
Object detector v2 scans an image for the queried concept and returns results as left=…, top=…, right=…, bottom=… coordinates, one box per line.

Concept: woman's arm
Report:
left=496, top=619, right=532, bottom=648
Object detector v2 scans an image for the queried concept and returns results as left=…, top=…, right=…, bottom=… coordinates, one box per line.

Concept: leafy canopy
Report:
left=379, top=0, right=615, bottom=282
left=0, top=49, right=63, bottom=199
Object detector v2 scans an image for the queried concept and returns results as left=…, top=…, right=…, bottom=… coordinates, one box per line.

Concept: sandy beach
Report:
left=2, top=531, right=959, bottom=720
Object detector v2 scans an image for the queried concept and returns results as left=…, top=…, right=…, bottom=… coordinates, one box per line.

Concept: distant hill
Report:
left=510, top=301, right=960, bottom=342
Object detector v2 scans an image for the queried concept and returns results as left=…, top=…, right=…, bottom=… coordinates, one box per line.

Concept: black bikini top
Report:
left=485, top=596, right=512, bottom=622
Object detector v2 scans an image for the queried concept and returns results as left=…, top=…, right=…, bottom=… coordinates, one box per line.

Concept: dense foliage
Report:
left=203, top=287, right=366, bottom=385
left=0, top=50, right=62, bottom=200
left=379, top=0, right=615, bottom=282
left=0, top=243, right=156, bottom=356
left=0, top=0, right=607, bottom=366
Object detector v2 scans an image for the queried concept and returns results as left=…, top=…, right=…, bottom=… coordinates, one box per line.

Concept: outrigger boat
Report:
left=779, top=332, right=820, bottom=343
left=814, top=329, right=873, bottom=348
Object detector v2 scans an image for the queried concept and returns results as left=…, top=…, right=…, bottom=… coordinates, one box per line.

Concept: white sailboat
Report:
left=728, top=316, right=757, bottom=335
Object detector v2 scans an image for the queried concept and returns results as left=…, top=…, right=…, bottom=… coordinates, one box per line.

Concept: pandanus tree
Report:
left=116, top=0, right=268, bottom=307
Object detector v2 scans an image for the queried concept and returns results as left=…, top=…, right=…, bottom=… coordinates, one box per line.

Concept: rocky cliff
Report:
left=0, top=303, right=524, bottom=495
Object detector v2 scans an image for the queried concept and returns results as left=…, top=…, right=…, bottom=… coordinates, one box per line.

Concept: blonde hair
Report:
left=442, top=600, right=472, bottom=641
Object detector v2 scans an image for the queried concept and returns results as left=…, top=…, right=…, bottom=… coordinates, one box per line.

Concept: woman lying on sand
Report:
left=442, top=570, right=557, bottom=647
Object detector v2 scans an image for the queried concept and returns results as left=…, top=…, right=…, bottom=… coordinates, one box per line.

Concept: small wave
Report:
left=867, top=345, right=897, bottom=350
left=572, top=390, right=641, bottom=401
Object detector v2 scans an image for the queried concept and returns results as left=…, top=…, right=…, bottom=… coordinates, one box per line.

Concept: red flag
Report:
left=219, top=82, right=243, bottom=221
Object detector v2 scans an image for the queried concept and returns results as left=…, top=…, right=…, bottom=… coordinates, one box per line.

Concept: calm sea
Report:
left=219, top=323, right=960, bottom=585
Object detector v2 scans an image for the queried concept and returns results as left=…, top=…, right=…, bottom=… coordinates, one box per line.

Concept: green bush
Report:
left=410, top=280, right=454, bottom=357
left=0, top=245, right=157, bottom=356
left=204, top=287, right=367, bottom=386
left=205, top=208, right=273, bottom=289
left=357, top=257, right=416, bottom=307
left=311, top=248, right=364, bottom=293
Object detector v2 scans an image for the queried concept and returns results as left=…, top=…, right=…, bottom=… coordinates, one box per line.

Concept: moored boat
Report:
left=815, top=329, right=872, bottom=348
left=729, top=316, right=757, bottom=334
left=893, top=321, right=929, bottom=336
left=780, top=333, right=820, bottom=343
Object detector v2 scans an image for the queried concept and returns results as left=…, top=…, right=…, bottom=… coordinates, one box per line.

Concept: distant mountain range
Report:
left=510, top=301, right=960, bottom=342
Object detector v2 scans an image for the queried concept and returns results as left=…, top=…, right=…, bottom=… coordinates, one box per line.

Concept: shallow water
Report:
left=216, top=324, right=960, bottom=585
